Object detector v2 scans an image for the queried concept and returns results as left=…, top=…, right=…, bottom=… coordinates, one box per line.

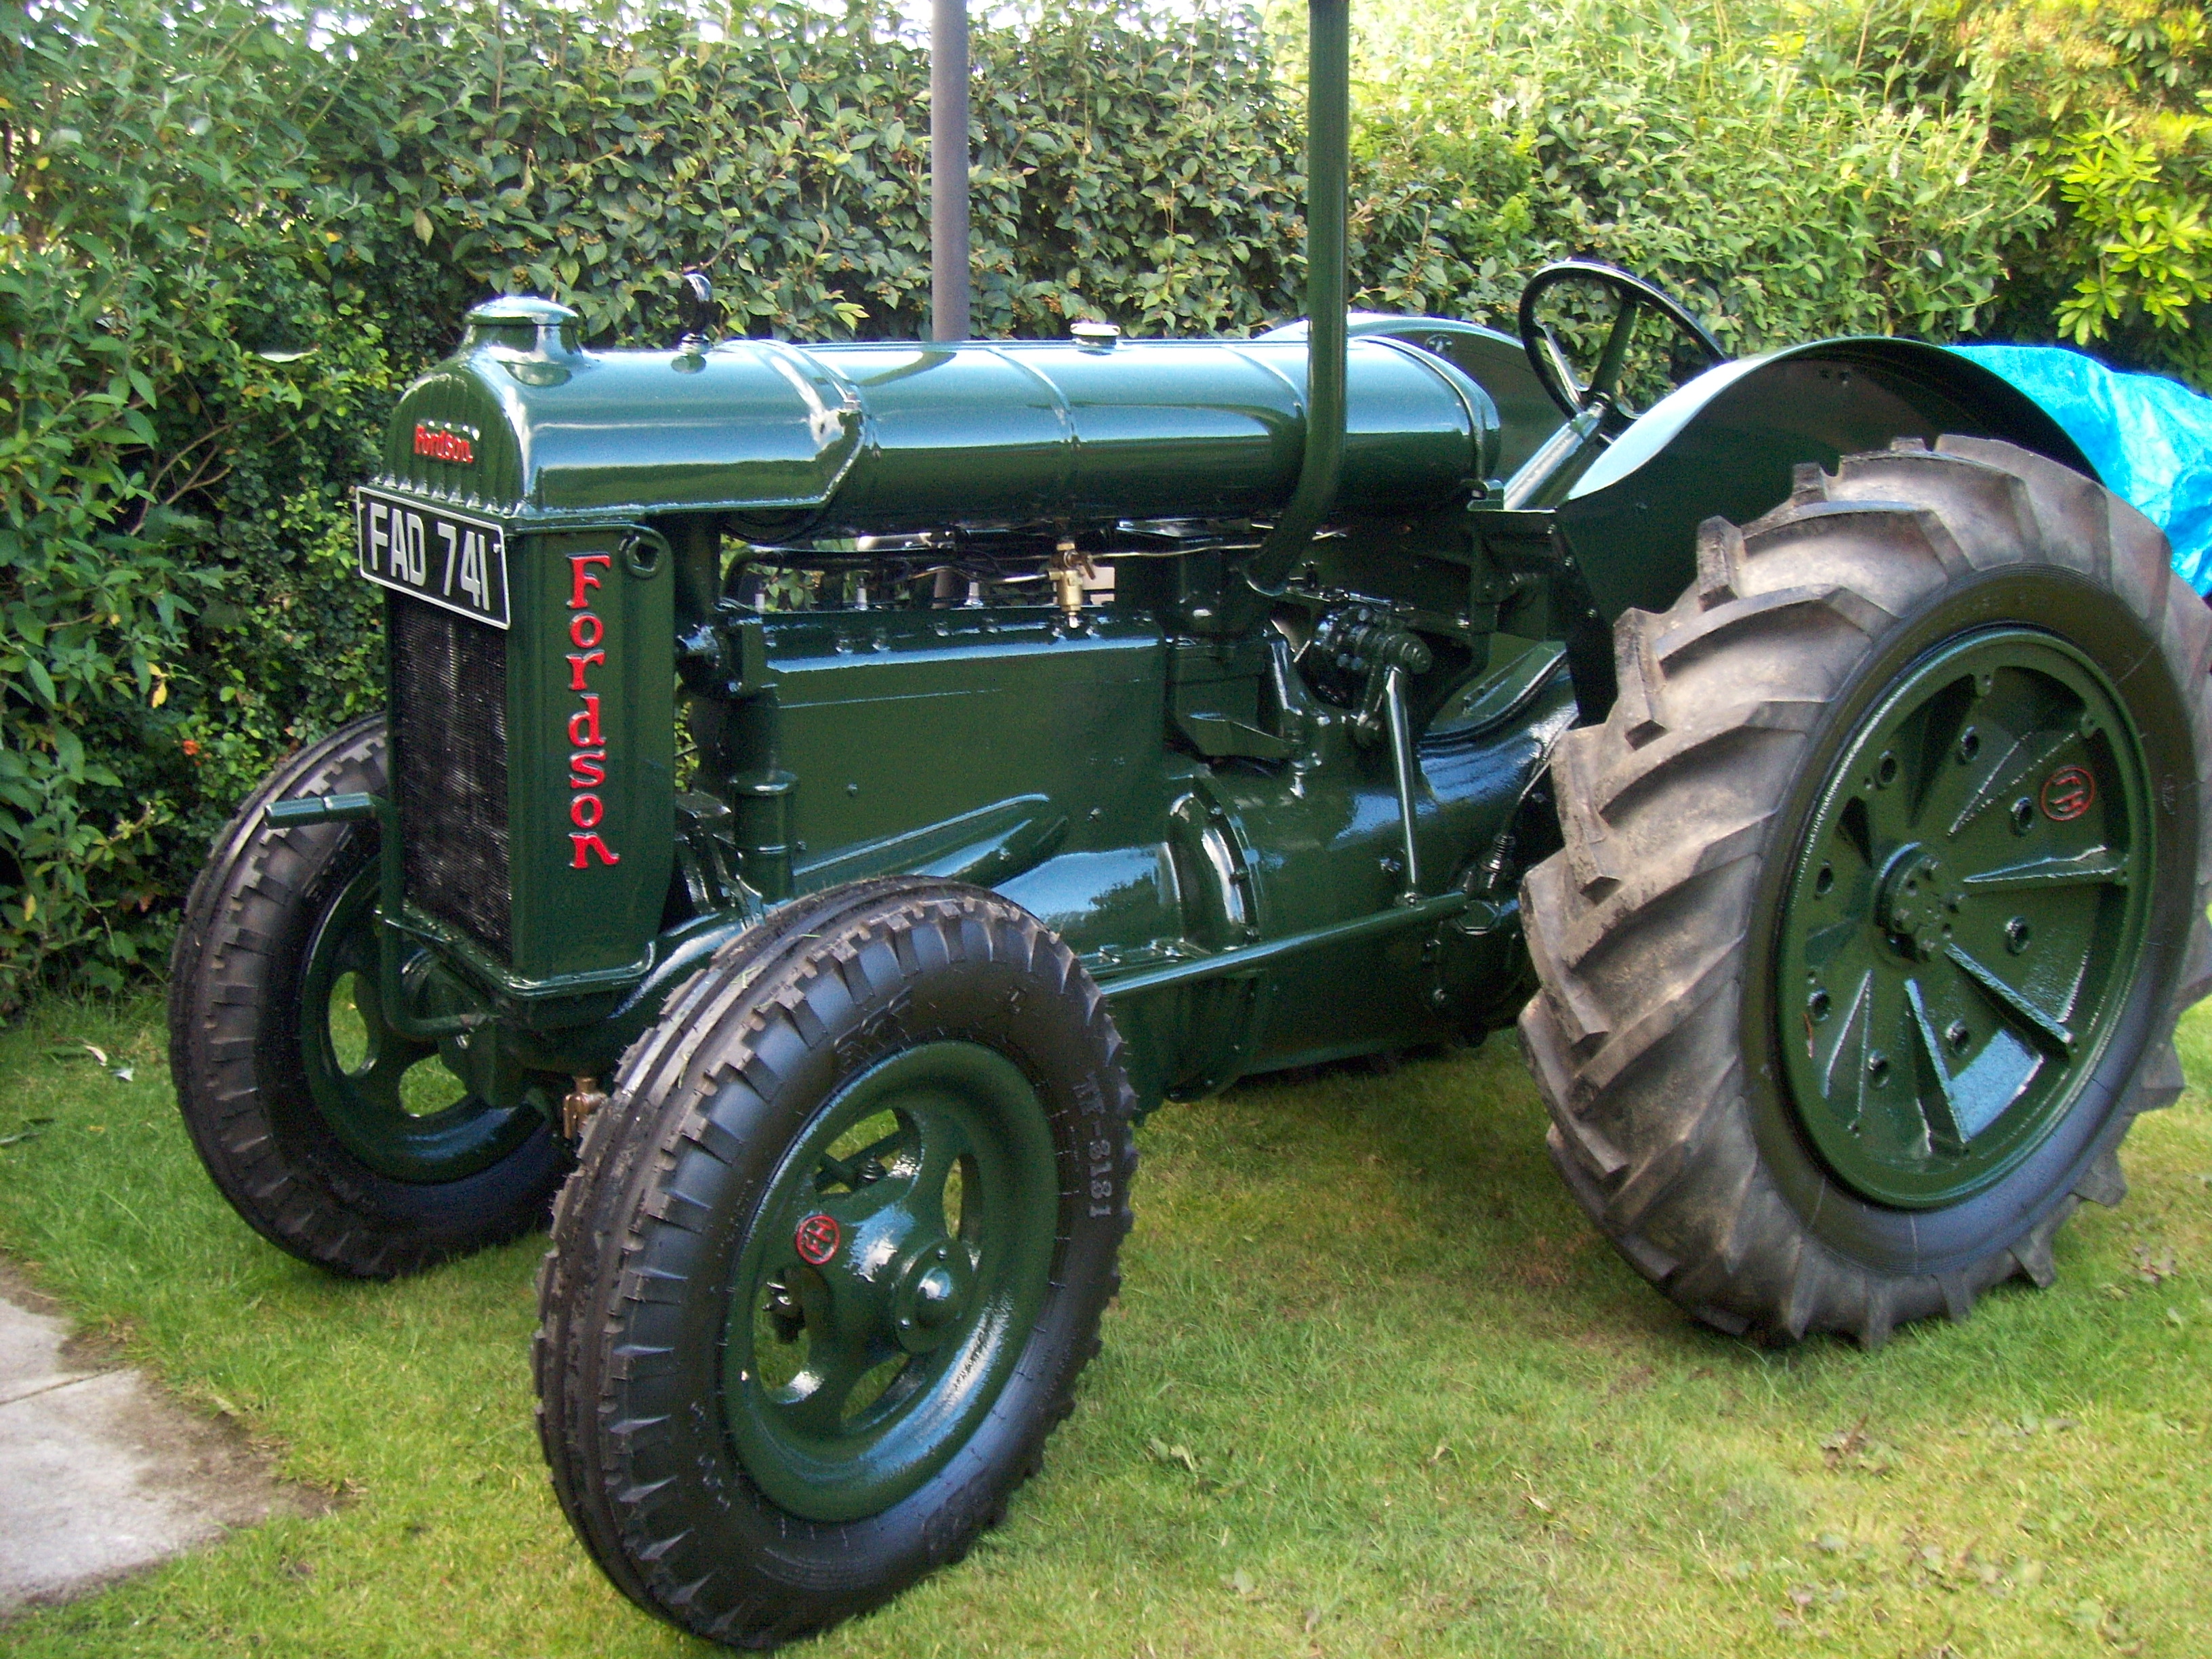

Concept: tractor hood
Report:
left=374, top=296, right=1500, bottom=535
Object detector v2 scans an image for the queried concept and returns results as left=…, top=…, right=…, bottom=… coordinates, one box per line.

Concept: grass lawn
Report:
left=0, top=992, right=2207, bottom=1658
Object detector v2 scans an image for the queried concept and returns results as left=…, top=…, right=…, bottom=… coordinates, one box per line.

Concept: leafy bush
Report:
left=1330, top=0, right=2047, bottom=350
left=1, top=0, right=2152, bottom=1012
left=0, top=2, right=396, bottom=1003
left=314, top=1, right=1306, bottom=346
left=1794, top=0, right=2212, bottom=381
left=0, top=0, right=1308, bottom=1010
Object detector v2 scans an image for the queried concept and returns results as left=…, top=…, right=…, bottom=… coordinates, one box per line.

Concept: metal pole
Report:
left=1246, top=0, right=1348, bottom=594
left=930, top=0, right=970, bottom=342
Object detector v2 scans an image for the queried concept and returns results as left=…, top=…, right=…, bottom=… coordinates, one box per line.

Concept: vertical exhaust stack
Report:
left=1248, top=0, right=1349, bottom=595
left=930, top=0, right=971, bottom=342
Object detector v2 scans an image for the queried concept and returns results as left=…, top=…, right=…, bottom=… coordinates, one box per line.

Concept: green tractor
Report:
left=168, top=0, right=2211, bottom=1646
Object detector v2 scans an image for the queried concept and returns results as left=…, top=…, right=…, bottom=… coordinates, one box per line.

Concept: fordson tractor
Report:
left=167, top=0, right=2212, bottom=1645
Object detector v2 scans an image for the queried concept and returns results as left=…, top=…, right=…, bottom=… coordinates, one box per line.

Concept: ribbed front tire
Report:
left=167, top=716, right=569, bottom=1277
left=1521, top=438, right=2212, bottom=1345
left=535, top=878, right=1136, bottom=1647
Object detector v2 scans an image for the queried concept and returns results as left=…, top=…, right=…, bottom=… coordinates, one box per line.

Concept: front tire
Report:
left=1521, top=438, right=2212, bottom=1345
left=167, top=716, right=569, bottom=1277
left=535, top=878, right=1136, bottom=1647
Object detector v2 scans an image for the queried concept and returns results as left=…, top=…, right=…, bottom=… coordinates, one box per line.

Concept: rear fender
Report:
left=1553, top=338, right=2095, bottom=644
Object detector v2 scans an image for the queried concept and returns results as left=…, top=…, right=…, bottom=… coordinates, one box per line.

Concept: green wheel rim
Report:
left=1778, top=627, right=2153, bottom=1209
left=298, top=865, right=538, bottom=1184
left=722, top=1042, right=1060, bottom=1523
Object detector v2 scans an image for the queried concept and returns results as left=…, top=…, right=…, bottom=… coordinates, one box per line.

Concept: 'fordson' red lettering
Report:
left=412, top=423, right=474, bottom=464
left=570, top=834, right=620, bottom=867
left=563, top=552, right=619, bottom=869
left=568, top=694, right=602, bottom=748
left=568, top=554, right=612, bottom=610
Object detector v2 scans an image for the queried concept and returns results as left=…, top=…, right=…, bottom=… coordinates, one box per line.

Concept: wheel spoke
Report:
left=752, top=1231, right=899, bottom=1429
left=720, top=1034, right=1080, bottom=1523
left=1898, top=675, right=1980, bottom=830
left=780, top=1332, right=899, bottom=1437
left=1946, top=725, right=2072, bottom=838
left=1538, top=323, right=1583, bottom=408
left=327, top=946, right=443, bottom=1113
left=1944, top=941, right=2075, bottom=1055
left=1962, top=847, right=2129, bottom=894
left=1586, top=299, right=1642, bottom=405
left=747, top=1103, right=980, bottom=1439
left=1862, top=777, right=1921, bottom=847
left=289, top=859, right=537, bottom=1183
left=1904, top=978, right=1968, bottom=1154
left=899, top=1108, right=975, bottom=1241
left=333, top=916, right=382, bottom=979
left=1817, top=968, right=1874, bottom=1119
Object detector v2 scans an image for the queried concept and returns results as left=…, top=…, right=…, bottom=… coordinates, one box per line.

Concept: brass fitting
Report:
left=1050, top=537, right=1094, bottom=622
left=562, top=1076, right=609, bottom=1139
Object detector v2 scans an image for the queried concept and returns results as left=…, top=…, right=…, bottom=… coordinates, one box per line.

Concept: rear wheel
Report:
left=1521, top=438, right=2212, bottom=1344
left=167, top=717, right=568, bottom=1277
left=535, top=878, right=1136, bottom=1647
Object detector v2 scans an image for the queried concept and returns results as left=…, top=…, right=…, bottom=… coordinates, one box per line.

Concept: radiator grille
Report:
left=388, top=593, right=512, bottom=957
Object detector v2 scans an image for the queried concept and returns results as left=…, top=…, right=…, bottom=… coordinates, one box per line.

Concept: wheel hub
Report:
left=299, top=863, right=537, bottom=1183
left=1776, top=627, right=2152, bottom=1208
left=1872, top=844, right=1954, bottom=959
left=893, top=1242, right=972, bottom=1351
left=722, top=1041, right=1059, bottom=1523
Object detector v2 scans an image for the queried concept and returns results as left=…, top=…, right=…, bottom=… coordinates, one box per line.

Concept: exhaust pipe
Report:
left=1248, top=0, right=1349, bottom=595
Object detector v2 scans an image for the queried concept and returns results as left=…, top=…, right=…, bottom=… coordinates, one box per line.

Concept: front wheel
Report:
left=167, top=716, right=569, bottom=1277
left=1522, top=438, right=2212, bottom=1345
left=534, top=878, right=1136, bottom=1647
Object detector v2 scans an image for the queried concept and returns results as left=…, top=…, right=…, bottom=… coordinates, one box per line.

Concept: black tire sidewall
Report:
left=172, top=719, right=566, bottom=1272
left=1740, top=565, right=2201, bottom=1275
left=604, top=892, right=1128, bottom=1633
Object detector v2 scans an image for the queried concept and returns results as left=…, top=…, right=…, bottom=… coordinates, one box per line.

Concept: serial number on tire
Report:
left=355, top=487, right=510, bottom=629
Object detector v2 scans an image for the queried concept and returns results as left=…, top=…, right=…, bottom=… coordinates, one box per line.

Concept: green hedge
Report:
left=0, top=0, right=2138, bottom=1010
left=1337, top=0, right=2046, bottom=351
left=0, top=0, right=1311, bottom=1010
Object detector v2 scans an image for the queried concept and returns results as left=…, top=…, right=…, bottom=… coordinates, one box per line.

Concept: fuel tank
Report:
left=378, top=297, right=1500, bottom=533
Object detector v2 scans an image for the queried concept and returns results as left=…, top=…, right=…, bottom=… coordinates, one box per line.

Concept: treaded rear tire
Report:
left=534, top=878, right=1136, bottom=1648
left=1521, top=437, right=2212, bottom=1345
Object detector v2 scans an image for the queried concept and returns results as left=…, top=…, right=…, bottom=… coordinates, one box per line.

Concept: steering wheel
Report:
left=1518, top=260, right=1728, bottom=426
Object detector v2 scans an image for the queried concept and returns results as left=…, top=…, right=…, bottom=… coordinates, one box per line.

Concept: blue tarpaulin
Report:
left=1948, top=344, right=2212, bottom=594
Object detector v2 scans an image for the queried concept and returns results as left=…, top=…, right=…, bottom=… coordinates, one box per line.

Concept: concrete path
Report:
left=0, top=1275, right=312, bottom=1616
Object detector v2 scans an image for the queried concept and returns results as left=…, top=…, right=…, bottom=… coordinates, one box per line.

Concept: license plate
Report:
left=356, top=488, right=510, bottom=629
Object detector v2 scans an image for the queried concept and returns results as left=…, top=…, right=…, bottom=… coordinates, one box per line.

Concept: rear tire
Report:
left=1521, top=438, right=2212, bottom=1345
left=167, top=716, right=569, bottom=1277
left=535, top=878, right=1136, bottom=1647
